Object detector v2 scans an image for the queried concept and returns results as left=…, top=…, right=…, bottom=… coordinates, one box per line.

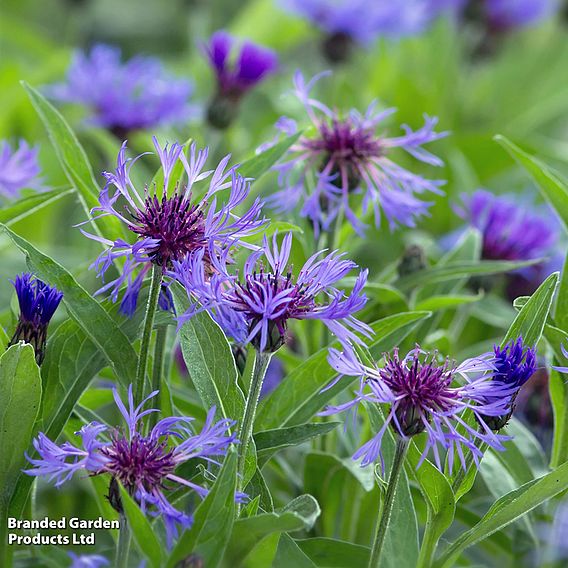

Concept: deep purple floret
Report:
left=455, top=189, right=559, bottom=296
left=8, top=273, right=63, bottom=365
left=68, top=552, right=109, bottom=568
left=0, top=140, right=45, bottom=199
left=474, top=337, right=537, bottom=430
left=82, top=137, right=265, bottom=316
left=25, top=385, right=236, bottom=548
left=49, top=44, right=194, bottom=137
left=169, top=232, right=372, bottom=352
left=321, top=345, right=515, bottom=471
left=266, top=71, right=448, bottom=236
left=204, top=31, right=278, bottom=99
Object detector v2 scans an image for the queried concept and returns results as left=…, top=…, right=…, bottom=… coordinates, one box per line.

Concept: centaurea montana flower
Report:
left=280, top=0, right=444, bottom=62
left=49, top=44, right=194, bottom=138
left=473, top=337, right=537, bottom=430
left=203, top=31, right=278, bottom=129
left=25, top=386, right=236, bottom=547
left=454, top=189, right=560, bottom=297
left=0, top=140, right=45, bottom=199
left=169, top=232, right=371, bottom=353
left=447, top=0, right=557, bottom=31
left=321, top=345, right=516, bottom=471
left=8, top=273, right=63, bottom=365
left=82, top=137, right=264, bottom=316
left=266, top=71, right=448, bottom=236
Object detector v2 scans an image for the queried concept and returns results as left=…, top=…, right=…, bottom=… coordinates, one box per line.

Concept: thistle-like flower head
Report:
left=0, top=140, right=45, bottom=199
left=25, top=386, right=236, bottom=547
left=321, top=345, right=516, bottom=471
left=82, top=137, right=265, bottom=316
left=266, top=71, right=447, bottom=236
left=8, top=273, right=63, bottom=365
left=49, top=44, right=195, bottom=137
left=170, top=232, right=371, bottom=352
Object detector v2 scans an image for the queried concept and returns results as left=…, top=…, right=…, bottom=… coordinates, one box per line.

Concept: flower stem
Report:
left=147, top=325, right=168, bottom=430
left=236, top=350, right=272, bottom=505
left=416, top=515, right=440, bottom=568
left=134, top=265, right=162, bottom=406
left=368, top=437, right=410, bottom=568
left=115, top=514, right=131, bottom=568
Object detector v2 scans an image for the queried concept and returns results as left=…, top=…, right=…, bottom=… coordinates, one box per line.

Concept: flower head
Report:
left=267, top=71, right=447, bottom=236
left=473, top=337, right=537, bottom=430
left=0, top=140, right=45, bottom=199
left=455, top=189, right=560, bottom=296
left=25, top=386, right=236, bottom=547
left=322, top=345, right=515, bottom=471
left=50, top=44, right=194, bottom=137
left=82, top=137, right=264, bottom=316
left=450, top=0, right=557, bottom=31
left=170, top=232, right=371, bottom=352
left=8, top=273, right=63, bottom=365
left=203, top=31, right=278, bottom=128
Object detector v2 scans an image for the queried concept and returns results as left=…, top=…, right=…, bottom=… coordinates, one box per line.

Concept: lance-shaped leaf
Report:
left=0, top=187, right=74, bottom=225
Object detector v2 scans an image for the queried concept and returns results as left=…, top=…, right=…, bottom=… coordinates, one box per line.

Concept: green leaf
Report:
left=296, top=538, right=370, bottom=568
left=171, top=284, right=245, bottom=422
left=238, top=132, right=301, bottom=180
left=0, top=188, right=74, bottom=225
left=167, top=450, right=237, bottom=568
left=254, top=422, right=340, bottom=464
left=556, top=251, right=568, bottom=330
left=395, top=259, right=542, bottom=292
left=256, top=311, right=432, bottom=430
left=502, top=271, right=559, bottom=346
left=224, top=495, right=320, bottom=566
left=437, top=460, right=568, bottom=568
left=22, top=82, right=122, bottom=241
left=119, top=485, right=164, bottom=568
left=495, top=135, right=568, bottom=233
left=414, top=291, right=484, bottom=312
left=273, top=534, right=317, bottom=568
left=2, top=224, right=138, bottom=387
left=0, top=344, right=42, bottom=564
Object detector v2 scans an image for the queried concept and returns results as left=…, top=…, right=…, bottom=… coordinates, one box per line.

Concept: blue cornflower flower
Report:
left=49, top=44, right=195, bottom=138
left=446, top=0, right=557, bottom=31
left=81, top=137, right=265, bottom=316
left=321, top=345, right=516, bottom=471
left=473, top=338, right=537, bottom=430
left=280, top=0, right=444, bottom=62
left=169, top=232, right=371, bottom=353
left=455, top=189, right=560, bottom=297
left=68, top=552, right=109, bottom=568
left=266, top=71, right=448, bottom=236
left=25, top=386, right=236, bottom=547
left=8, top=273, right=63, bottom=365
left=203, top=31, right=278, bottom=129
left=0, top=140, right=45, bottom=199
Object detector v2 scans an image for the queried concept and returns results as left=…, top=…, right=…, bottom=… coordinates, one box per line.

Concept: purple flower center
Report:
left=129, top=192, right=208, bottom=268
left=101, top=433, right=176, bottom=493
left=231, top=268, right=315, bottom=351
left=378, top=349, right=460, bottom=436
left=302, top=118, right=383, bottom=191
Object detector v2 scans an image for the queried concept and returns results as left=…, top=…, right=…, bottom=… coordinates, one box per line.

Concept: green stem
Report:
left=368, top=437, right=409, bottom=568
left=134, top=265, right=162, bottom=406
left=417, top=515, right=440, bottom=568
left=236, top=350, right=273, bottom=504
left=451, top=441, right=487, bottom=497
left=115, top=515, right=131, bottom=568
left=148, top=325, right=168, bottom=430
